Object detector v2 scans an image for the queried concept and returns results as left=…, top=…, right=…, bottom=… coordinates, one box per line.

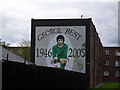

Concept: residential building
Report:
left=89, top=21, right=103, bottom=87
left=103, top=47, right=120, bottom=82
left=7, top=47, right=31, bottom=61
left=3, top=18, right=119, bottom=88
left=1, top=45, right=32, bottom=64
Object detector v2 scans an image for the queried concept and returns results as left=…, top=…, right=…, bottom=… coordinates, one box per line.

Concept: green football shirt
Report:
left=52, top=43, right=68, bottom=63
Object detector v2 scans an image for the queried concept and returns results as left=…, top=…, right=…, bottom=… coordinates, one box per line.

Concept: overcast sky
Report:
left=1, top=0, right=119, bottom=47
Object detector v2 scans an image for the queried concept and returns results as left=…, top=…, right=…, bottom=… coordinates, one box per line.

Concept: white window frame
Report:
left=104, top=71, right=109, bottom=77
left=115, top=61, right=120, bottom=67
left=115, top=71, right=120, bottom=77
left=104, top=60, right=109, bottom=66
left=115, top=50, right=120, bottom=56
left=104, top=50, right=109, bottom=55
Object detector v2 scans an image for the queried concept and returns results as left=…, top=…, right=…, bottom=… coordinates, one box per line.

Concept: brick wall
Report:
left=103, top=47, right=120, bottom=82
left=90, top=21, right=103, bottom=88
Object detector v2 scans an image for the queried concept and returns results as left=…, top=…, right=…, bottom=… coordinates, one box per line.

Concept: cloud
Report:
left=0, top=16, right=2, bottom=39
left=2, top=14, right=30, bottom=45
left=1, top=0, right=119, bottom=47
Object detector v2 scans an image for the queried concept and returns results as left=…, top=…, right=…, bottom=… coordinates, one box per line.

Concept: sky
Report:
left=1, top=0, right=119, bottom=47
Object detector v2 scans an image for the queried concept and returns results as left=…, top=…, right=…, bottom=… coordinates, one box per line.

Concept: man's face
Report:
left=57, top=39, right=64, bottom=46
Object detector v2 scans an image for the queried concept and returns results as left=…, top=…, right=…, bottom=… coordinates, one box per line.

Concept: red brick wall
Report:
left=90, top=22, right=103, bottom=88
left=103, top=47, right=120, bottom=82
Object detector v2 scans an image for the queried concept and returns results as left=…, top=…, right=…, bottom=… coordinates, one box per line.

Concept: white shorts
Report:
left=54, top=62, right=60, bottom=68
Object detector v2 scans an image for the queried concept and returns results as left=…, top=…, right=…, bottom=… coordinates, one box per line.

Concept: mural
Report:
left=35, top=26, right=86, bottom=73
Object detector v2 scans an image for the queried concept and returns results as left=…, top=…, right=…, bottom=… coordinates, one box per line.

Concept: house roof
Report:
left=0, top=45, right=33, bottom=65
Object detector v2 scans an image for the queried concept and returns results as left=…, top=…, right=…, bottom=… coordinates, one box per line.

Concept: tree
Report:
left=18, top=39, right=31, bottom=61
left=0, top=39, right=10, bottom=48
left=18, top=39, right=31, bottom=47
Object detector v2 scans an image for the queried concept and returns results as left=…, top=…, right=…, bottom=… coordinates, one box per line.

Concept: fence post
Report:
left=6, top=54, right=9, bottom=61
left=24, top=57, right=26, bottom=64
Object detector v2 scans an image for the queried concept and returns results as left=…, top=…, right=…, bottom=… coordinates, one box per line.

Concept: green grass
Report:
left=88, top=82, right=120, bottom=90
left=98, top=82, right=120, bottom=88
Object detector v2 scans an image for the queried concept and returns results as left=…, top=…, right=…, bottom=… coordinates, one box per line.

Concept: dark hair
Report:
left=56, top=35, right=65, bottom=42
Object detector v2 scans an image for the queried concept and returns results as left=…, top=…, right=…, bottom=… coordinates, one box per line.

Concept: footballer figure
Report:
left=51, top=35, right=68, bottom=69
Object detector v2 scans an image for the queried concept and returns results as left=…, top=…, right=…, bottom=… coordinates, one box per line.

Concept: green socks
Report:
left=60, top=64, right=66, bottom=69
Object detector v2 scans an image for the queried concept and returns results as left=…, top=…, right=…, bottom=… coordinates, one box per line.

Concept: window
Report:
left=104, top=60, right=109, bottom=66
left=115, top=50, right=120, bottom=56
left=104, top=50, right=109, bottom=55
left=115, top=61, right=120, bottom=67
left=115, top=71, right=120, bottom=77
left=104, top=71, right=109, bottom=76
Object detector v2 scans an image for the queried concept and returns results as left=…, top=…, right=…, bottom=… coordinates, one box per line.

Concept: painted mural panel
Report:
left=35, top=26, right=86, bottom=73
